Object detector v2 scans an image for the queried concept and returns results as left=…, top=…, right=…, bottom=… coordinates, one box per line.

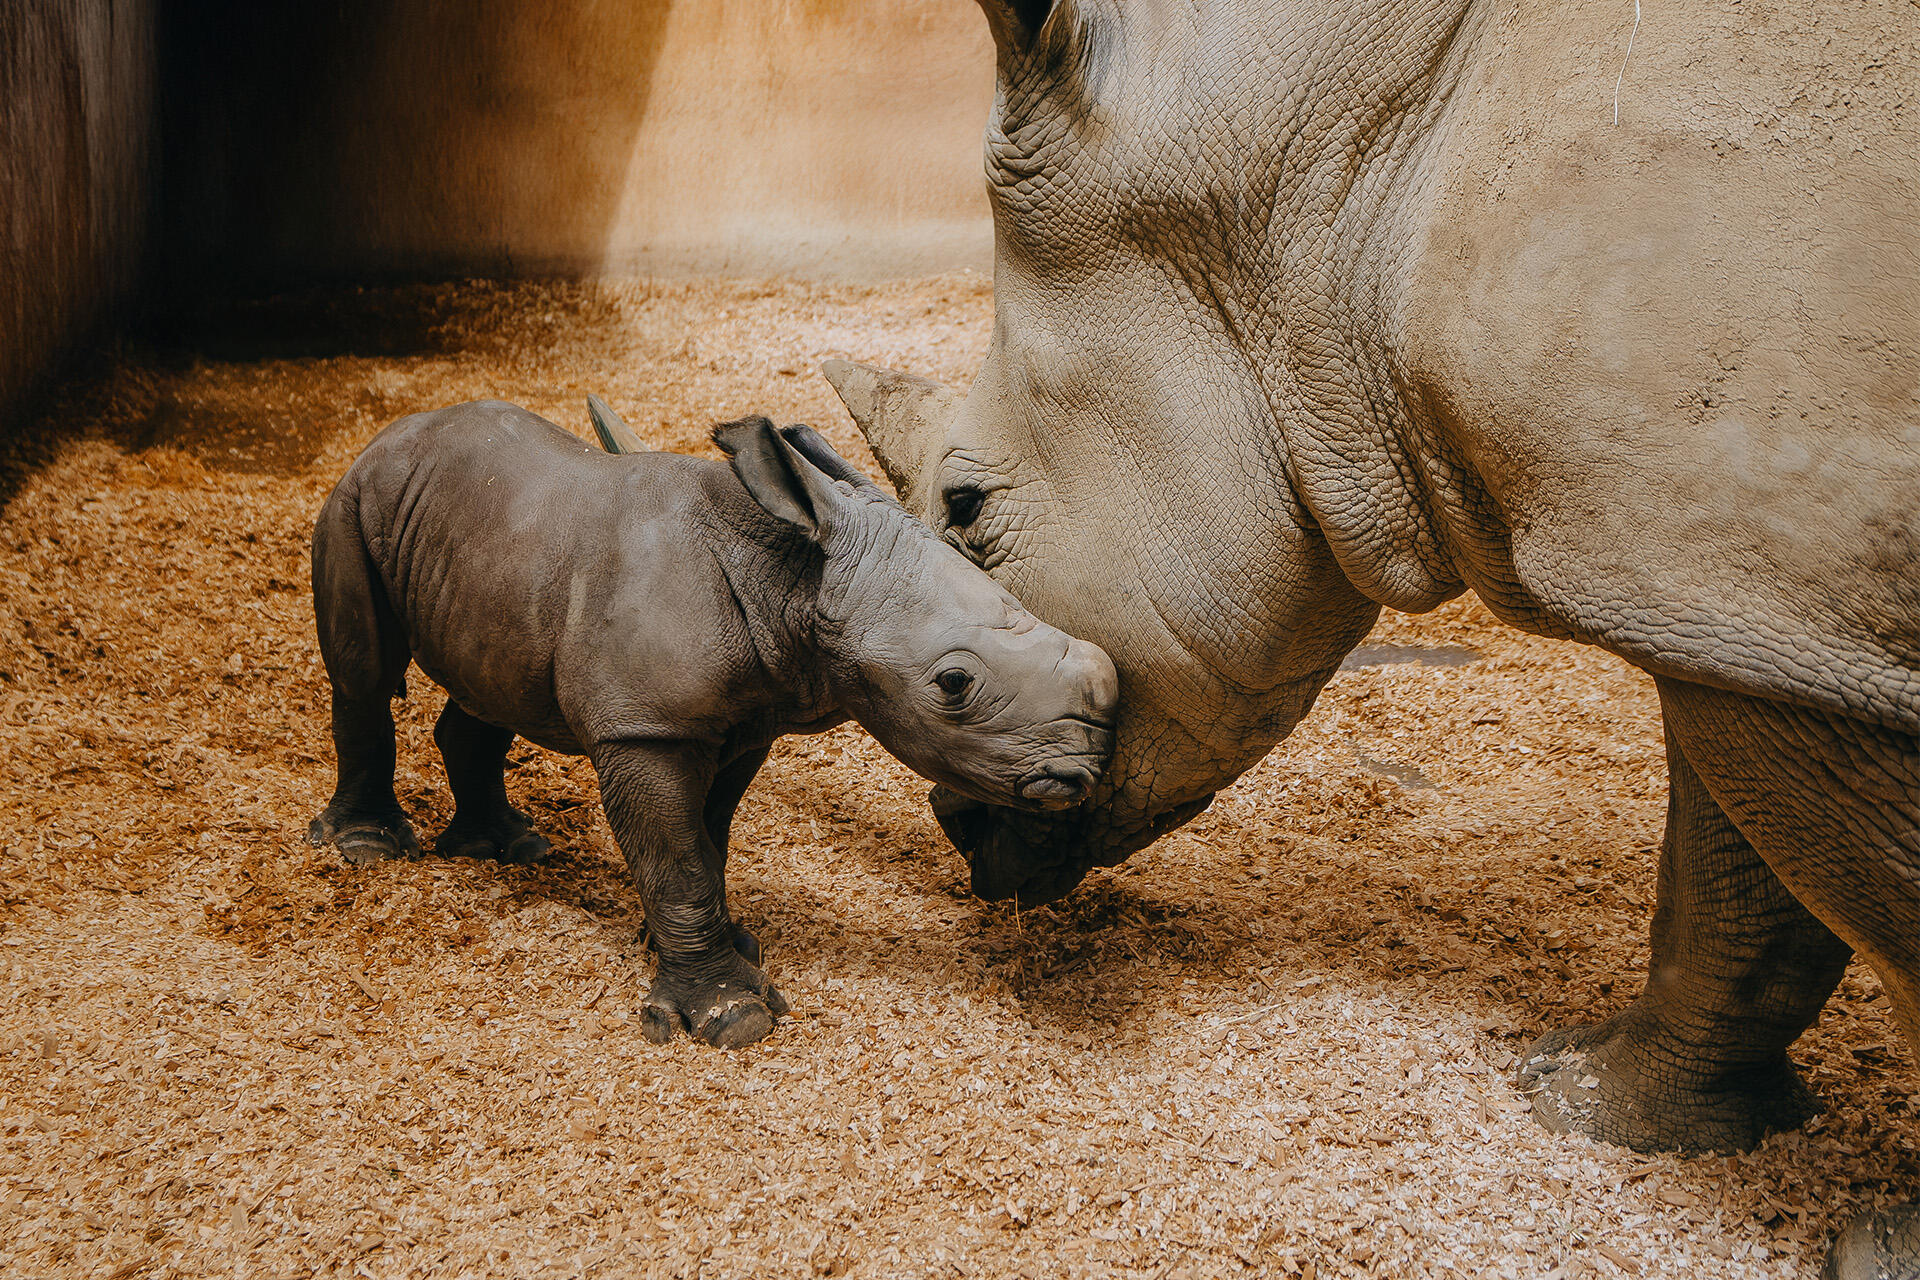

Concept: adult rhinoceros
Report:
left=825, top=0, right=1919, bottom=1270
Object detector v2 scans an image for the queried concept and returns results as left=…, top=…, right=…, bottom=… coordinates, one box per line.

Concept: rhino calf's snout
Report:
left=1010, top=637, right=1117, bottom=809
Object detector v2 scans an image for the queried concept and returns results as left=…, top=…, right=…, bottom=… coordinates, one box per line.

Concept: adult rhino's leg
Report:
left=1657, top=680, right=1920, bottom=1056
left=1519, top=695, right=1852, bottom=1153
left=591, top=739, right=787, bottom=1049
left=1652, top=680, right=1920, bottom=1280
left=308, top=490, right=418, bottom=865
left=431, top=701, right=548, bottom=865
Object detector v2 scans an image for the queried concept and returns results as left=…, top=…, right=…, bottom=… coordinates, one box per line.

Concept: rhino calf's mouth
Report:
left=1018, top=765, right=1098, bottom=806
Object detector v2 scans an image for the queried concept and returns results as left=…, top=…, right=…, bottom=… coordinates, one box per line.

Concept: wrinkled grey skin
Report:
left=832, top=0, right=1919, bottom=1267
left=308, top=399, right=1116, bottom=1049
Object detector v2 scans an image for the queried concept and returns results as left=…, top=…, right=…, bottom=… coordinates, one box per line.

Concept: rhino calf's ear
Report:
left=714, top=415, right=837, bottom=536
left=779, top=424, right=884, bottom=494
left=978, top=0, right=1055, bottom=52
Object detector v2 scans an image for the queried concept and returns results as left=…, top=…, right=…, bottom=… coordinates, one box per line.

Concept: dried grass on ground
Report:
left=1, top=277, right=1913, bottom=1279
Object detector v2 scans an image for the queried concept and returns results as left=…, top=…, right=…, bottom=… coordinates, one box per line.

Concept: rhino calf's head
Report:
left=715, top=417, right=1119, bottom=815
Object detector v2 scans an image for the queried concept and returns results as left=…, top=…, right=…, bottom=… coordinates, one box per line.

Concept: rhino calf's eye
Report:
left=937, top=668, right=975, bottom=697
left=944, top=487, right=986, bottom=528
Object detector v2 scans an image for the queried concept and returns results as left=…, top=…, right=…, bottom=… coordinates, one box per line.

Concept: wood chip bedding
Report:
left=1, top=276, right=1912, bottom=1278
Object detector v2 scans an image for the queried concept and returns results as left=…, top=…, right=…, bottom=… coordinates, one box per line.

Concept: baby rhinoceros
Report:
left=308, top=400, right=1118, bottom=1048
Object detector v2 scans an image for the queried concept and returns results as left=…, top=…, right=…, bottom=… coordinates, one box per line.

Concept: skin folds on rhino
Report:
left=833, top=0, right=1917, bottom=1270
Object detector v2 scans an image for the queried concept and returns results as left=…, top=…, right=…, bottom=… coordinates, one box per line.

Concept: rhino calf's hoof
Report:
left=307, top=812, right=419, bottom=865
left=640, top=953, right=789, bottom=1050
left=433, top=812, right=550, bottom=865
left=641, top=989, right=787, bottom=1050
left=695, top=996, right=778, bottom=1050
left=639, top=1002, right=682, bottom=1045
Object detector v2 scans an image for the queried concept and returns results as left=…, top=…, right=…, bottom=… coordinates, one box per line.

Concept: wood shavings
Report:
left=0, top=276, right=1913, bottom=1279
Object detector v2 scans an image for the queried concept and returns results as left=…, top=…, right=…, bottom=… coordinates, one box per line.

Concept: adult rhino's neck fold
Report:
left=1247, top=0, right=1489, bottom=616
left=1269, top=377, right=1470, bottom=615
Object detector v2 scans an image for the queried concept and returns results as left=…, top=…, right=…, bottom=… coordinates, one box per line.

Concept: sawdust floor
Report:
left=1, top=277, right=1914, bottom=1280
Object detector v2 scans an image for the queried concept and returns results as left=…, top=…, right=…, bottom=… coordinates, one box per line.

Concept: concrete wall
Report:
left=163, top=1, right=997, bottom=284
left=1, top=1, right=992, bottom=438
left=0, top=0, right=155, bottom=434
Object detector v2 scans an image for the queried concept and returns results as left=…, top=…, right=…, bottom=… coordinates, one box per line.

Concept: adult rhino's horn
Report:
left=818, top=359, right=960, bottom=508
left=587, top=394, right=646, bottom=455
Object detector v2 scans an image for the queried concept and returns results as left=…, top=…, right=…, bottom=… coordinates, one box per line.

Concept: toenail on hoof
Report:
left=1528, top=1086, right=1585, bottom=1137
left=640, top=1005, right=681, bottom=1044
left=700, top=999, right=775, bottom=1050
left=335, top=832, right=397, bottom=865
left=506, top=834, right=550, bottom=865
left=764, top=985, right=791, bottom=1018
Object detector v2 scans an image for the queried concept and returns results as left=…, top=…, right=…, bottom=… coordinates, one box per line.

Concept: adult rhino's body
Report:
left=831, top=0, right=1918, bottom=1269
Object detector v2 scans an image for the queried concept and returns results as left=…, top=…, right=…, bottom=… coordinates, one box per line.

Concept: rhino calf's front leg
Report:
left=591, top=740, right=788, bottom=1049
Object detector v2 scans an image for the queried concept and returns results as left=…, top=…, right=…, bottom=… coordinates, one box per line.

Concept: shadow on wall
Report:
left=160, top=0, right=995, bottom=287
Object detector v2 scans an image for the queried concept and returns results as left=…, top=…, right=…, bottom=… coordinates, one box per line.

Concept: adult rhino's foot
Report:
left=307, top=807, right=419, bottom=866
left=433, top=805, right=549, bottom=865
left=1827, top=1205, right=1920, bottom=1280
left=640, top=949, right=789, bottom=1050
left=1517, top=1009, right=1820, bottom=1154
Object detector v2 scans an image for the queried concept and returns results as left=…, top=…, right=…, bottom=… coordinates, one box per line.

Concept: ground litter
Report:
left=1, top=276, right=1914, bottom=1279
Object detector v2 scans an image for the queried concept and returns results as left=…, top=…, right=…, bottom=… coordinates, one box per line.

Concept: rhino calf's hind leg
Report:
left=308, top=490, right=418, bottom=865
left=310, top=695, right=422, bottom=865
left=1519, top=707, right=1852, bottom=1154
left=432, top=701, right=550, bottom=865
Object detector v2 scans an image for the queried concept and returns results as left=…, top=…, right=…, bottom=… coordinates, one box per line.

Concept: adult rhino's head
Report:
left=824, top=0, right=1421, bottom=902
left=714, top=416, right=1120, bottom=824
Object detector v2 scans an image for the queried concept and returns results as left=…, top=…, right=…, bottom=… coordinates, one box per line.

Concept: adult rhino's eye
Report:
left=944, top=487, right=985, bottom=529
left=936, top=668, right=974, bottom=697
